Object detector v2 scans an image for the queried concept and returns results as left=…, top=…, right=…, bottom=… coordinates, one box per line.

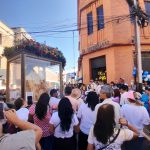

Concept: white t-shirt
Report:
left=120, top=92, right=129, bottom=106
left=95, top=98, right=121, bottom=124
left=49, top=97, right=60, bottom=107
left=16, top=107, right=29, bottom=121
left=50, top=112, right=79, bottom=138
left=91, top=83, right=97, bottom=91
left=76, top=98, right=84, bottom=108
left=77, top=103, right=95, bottom=135
left=88, top=126, right=133, bottom=150
left=121, top=103, right=150, bottom=137
left=95, top=85, right=102, bottom=95
left=0, top=102, right=8, bottom=110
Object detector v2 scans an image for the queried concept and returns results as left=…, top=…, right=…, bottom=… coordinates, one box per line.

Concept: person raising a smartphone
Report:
left=0, top=109, right=42, bottom=150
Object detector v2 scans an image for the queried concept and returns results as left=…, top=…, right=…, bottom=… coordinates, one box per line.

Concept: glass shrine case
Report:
left=7, top=53, right=62, bottom=101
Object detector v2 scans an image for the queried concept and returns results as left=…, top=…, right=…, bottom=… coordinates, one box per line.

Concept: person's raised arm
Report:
left=74, top=124, right=80, bottom=133
left=28, top=113, right=34, bottom=123
left=49, top=123, right=55, bottom=133
left=119, top=118, right=138, bottom=138
left=4, top=109, right=42, bottom=145
left=87, top=143, right=94, bottom=150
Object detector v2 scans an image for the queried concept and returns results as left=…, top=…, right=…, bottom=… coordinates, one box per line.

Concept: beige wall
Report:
left=0, top=22, right=14, bottom=79
left=0, top=21, right=14, bottom=88
left=0, top=21, right=14, bottom=48
left=0, top=22, right=33, bottom=89
left=0, top=46, right=7, bottom=70
left=12, top=27, right=32, bottom=44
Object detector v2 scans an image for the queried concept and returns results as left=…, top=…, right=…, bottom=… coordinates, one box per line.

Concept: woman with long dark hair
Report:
left=87, top=104, right=138, bottom=150
left=28, top=93, right=53, bottom=150
left=77, top=91, right=99, bottom=150
left=112, top=89, right=121, bottom=104
left=49, top=97, right=79, bottom=150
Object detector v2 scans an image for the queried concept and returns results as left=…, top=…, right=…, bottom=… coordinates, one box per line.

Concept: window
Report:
left=87, top=12, right=93, bottom=35
left=145, top=1, right=150, bottom=22
left=145, top=1, right=150, bottom=13
left=97, top=6, right=104, bottom=30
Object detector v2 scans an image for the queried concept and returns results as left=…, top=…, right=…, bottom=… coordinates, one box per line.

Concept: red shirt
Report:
left=29, top=104, right=52, bottom=137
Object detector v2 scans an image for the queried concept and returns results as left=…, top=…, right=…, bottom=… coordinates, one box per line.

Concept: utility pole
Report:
left=72, top=31, right=76, bottom=83
left=126, top=0, right=149, bottom=92
left=133, top=0, right=143, bottom=85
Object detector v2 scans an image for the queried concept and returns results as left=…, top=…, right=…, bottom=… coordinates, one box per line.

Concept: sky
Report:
left=0, top=0, right=79, bottom=70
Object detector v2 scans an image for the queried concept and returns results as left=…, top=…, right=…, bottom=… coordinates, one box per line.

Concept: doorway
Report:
left=90, top=56, right=106, bottom=81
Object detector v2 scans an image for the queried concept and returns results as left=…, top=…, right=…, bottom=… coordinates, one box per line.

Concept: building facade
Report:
left=12, top=27, right=32, bottom=44
left=78, top=0, right=150, bottom=85
left=0, top=21, right=32, bottom=89
left=0, top=21, right=14, bottom=89
left=63, top=67, right=77, bottom=84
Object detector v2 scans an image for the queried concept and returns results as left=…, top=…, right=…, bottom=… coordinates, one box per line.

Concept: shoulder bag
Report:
left=98, top=128, right=121, bottom=150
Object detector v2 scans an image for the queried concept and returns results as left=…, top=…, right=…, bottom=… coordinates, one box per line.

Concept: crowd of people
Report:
left=0, top=78, right=150, bottom=150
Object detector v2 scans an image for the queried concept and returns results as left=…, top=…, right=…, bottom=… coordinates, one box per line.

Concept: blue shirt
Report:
left=141, top=93, right=149, bottom=110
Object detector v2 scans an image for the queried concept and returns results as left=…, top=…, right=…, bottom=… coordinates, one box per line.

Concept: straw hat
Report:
left=71, top=88, right=81, bottom=100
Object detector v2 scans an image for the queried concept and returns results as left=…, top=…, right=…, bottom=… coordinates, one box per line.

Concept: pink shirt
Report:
left=29, top=104, right=52, bottom=137
left=65, top=96, right=78, bottom=111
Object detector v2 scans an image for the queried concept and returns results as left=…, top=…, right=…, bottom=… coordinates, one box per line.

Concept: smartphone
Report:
left=27, top=96, right=33, bottom=105
left=27, top=96, right=32, bottom=101
left=0, top=103, right=4, bottom=120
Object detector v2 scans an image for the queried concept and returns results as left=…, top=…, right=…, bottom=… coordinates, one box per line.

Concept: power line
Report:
left=13, top=17, right=77, bottom=29
left=28, top=16, right=133, bottom=39
left=55, top=16, right=135, bottom=38
left=3, top=13, right=148, bottom=40
left=72, top=31, right=76, bottom=73
left=2, top=14, right=132, bottom=38
left=25, top=14, right=132, bottom=33
left=17, top=14, right=131, bottom=29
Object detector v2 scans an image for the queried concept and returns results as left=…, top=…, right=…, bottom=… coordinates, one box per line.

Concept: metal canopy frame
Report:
left=6, top=51, right=63, bottom=101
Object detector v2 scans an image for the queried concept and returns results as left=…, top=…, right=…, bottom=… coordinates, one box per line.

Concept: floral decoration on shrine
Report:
left=3, top=39, right=66, bottom=68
